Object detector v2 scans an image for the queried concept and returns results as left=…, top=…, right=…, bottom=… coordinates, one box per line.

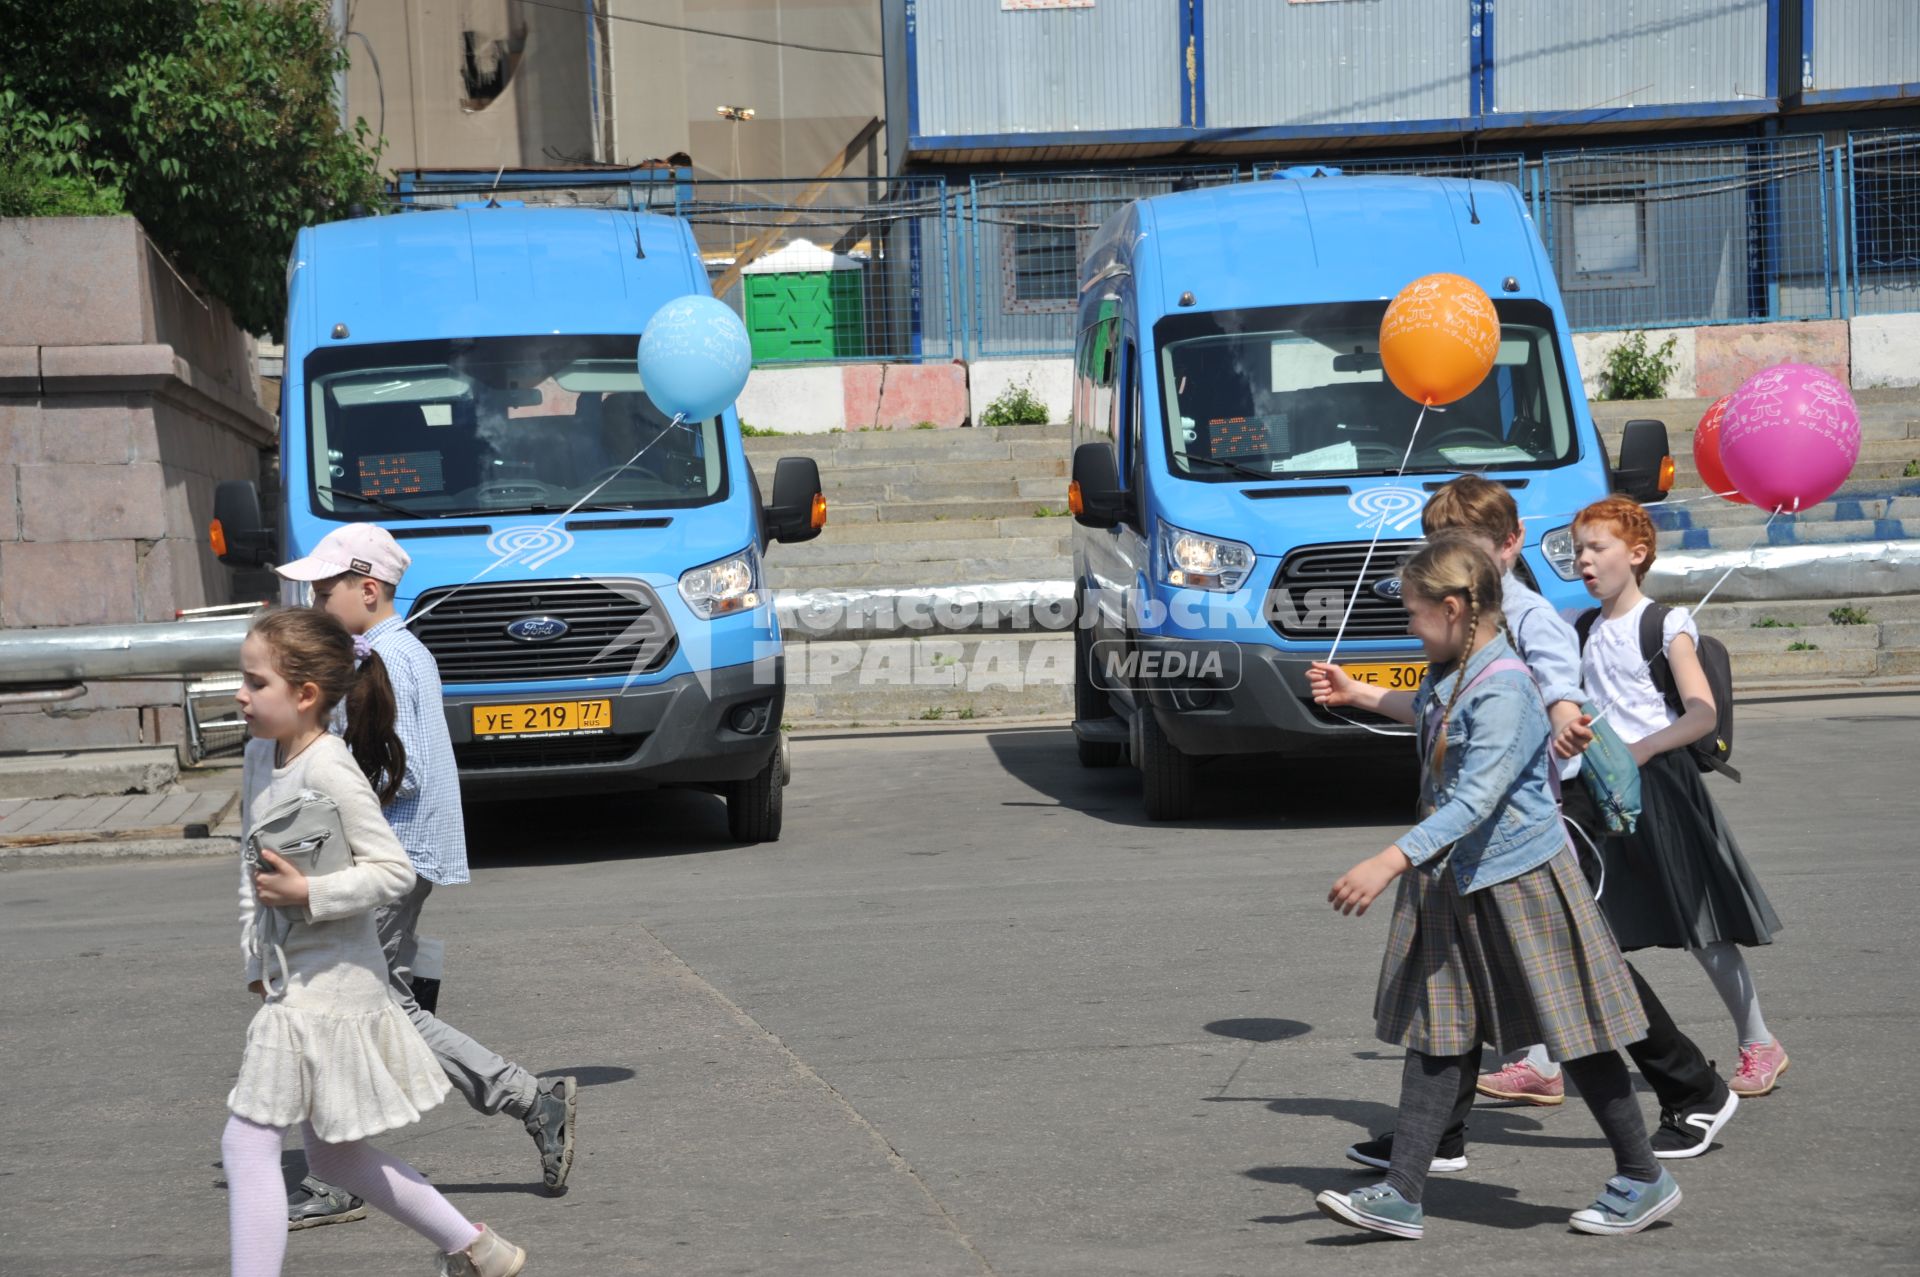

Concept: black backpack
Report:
left=1576, top=603, right=1739, bottom=782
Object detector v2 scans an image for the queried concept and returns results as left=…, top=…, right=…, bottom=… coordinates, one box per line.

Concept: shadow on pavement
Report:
left=538, top=1065, right=635, bottom=1088
left=1207, top=1091, right=1607, bottom=1155
left=1246, top=1161, right=1578, bottom=1232
left=462, top=787, right=756, bottom=868
left=1205, top=1017, right=1312, bottom=1043
left=983, top=727, right=1420, bottom=831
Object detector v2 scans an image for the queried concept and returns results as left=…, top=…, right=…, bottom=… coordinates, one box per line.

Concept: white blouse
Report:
left=1580, top=597, right=1699, bottom=745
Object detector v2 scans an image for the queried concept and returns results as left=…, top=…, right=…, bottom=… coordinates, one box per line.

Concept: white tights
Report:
left=222, top=1115, right=478, bottom=1277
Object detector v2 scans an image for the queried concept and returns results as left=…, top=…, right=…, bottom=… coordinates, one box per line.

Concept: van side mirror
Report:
left=1070, top=442, right=1129, bottom=530
left=764, top=455, right=825, bottom=545
left=212, top=481, right=273, bottom=567
left=1612, top=419, right=1674, bottom=504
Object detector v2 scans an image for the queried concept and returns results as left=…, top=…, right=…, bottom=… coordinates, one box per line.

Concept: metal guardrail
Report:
left=0, top=619, right=251, bottom=686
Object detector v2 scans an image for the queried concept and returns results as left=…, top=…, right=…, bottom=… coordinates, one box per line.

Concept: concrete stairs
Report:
left=754, top=397, right=1920, bottom=725
left=1591, top=393, right=1920, bottom=553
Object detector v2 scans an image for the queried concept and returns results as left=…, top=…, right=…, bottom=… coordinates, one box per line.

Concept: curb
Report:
left=0, top=835, right=239, bottom=870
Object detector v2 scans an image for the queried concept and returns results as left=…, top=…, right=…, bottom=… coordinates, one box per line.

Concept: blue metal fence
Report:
left=391, top=132, right=1920, bottom=364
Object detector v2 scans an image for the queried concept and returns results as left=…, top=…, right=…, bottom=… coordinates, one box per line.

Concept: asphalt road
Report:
left=3, top=691, right=1916, bottom=1275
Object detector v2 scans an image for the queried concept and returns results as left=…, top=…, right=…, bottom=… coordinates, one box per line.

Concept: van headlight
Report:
left=1541, top=525, right=1581, bottom=581
left=678, top=546, right=763, bottom=618
left=1156, top=521, right=1255, bottom=592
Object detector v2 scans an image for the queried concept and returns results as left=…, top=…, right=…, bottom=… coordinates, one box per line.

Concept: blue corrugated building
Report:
left=883, top=0, right=1917, bottom=168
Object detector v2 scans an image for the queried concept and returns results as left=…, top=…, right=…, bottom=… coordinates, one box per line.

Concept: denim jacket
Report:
left=1399, top=634, right=1569, bottom=893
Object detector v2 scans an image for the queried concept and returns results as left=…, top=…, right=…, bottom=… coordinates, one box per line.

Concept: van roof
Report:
left=291, top=206, right=707, bottom=350
left=1109, top=176, right=1547, bottom=322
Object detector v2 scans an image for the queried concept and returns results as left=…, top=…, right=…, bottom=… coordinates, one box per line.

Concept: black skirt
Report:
left=1568, top=750, right=1782, bottom=952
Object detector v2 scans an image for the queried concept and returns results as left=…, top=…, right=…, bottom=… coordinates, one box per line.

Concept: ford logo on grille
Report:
left=1372, top=577, right=1404, bottom=602
left=505, top=616, right=570, bottom=643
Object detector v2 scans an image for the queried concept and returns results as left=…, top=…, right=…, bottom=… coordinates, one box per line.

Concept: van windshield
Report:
left=1154, top=300, right=1578, bottom=482
left=303, top=335, right=727, bottom=519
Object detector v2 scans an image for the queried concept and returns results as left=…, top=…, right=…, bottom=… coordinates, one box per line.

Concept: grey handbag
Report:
left=245, top=788, right=351, bottom=999
left=245, top=787, right=350, bottom=880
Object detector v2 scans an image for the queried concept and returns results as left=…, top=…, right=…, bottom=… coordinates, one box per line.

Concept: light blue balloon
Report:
left=637, top=295, right=753, bottom=423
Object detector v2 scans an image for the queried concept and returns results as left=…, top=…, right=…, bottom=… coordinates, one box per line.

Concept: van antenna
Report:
left=485, top=163, right=505, bottom=209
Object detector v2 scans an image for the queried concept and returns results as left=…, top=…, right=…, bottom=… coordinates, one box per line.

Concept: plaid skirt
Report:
left=1374, top=848, right=1648, bottom=1060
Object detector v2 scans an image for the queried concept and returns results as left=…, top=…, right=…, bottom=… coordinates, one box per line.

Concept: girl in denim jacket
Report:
left=1308, top=534, right=1678, bottom=1241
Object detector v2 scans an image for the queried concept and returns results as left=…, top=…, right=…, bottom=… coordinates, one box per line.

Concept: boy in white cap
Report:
left=274, top=525, right=579, bottom=1226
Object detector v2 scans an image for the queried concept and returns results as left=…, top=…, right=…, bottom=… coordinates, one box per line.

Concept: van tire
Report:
left=1074, top=624, right=1124, bottom=768
left=727, top=747, right=784, bottom=842
left=1137, top=708, right=1194, bottom=821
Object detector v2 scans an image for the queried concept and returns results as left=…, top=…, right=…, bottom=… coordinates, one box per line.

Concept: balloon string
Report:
left=404, top=412, right=693, bottom=630
left=1321, top=400, right=1444, bottom=740
left=1583, top=502, right=1784, bottom=732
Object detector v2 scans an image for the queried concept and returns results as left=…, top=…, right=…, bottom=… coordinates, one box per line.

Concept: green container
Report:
left=742, top=268, right=866, bottom=362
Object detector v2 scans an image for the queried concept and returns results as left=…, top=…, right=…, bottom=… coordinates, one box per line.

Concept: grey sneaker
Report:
left=524, top=1075, right=577, bottom=1194
left=1315, top=1182, right=1425, bottom=1240
left=286, top=1176, right=366, bottom=1230
left=1569, top=1170, right=1682, bottom=1236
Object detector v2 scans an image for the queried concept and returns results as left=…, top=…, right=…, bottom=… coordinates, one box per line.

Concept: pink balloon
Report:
left=1719, top=364, right=1861, bottom=512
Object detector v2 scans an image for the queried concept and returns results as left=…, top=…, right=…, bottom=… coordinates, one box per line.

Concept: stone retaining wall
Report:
left=0, top=217, right=275, bottom=752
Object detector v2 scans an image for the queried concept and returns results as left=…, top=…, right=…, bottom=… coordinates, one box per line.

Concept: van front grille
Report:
left=1265, top=540, right=1423, bottom=641
left=409, top=578, right=677, bottom=684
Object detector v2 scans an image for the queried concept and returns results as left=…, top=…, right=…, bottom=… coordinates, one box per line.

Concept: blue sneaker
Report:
left=1569, top=1170, right=1682, bottom=1236
left=1315, top=1183, right=1424, bottom=1240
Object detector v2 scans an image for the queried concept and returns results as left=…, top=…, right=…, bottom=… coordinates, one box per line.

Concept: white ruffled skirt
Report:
left=228, top=913, right=449, bottom=1143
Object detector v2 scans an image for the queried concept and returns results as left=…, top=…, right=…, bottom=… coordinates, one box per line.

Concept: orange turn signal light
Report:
left=209, top=517, right=228, bottom=558
left=1658, top=455, right=1676, bottom=493
left=1068, top=480, right=1084, bottom=516
left=810, top=492, right=828, bottom=529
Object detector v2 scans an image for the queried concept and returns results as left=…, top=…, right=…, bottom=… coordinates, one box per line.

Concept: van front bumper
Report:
left=443, top=659, right=784, bottom=798
left=1132, top=637, right=1409, bottom=757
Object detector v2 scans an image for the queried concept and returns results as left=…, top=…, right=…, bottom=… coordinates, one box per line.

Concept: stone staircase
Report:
left=751, top=426, right=1077, bottom=723
left=1593, top=392, right=1920, bottom=688
left=755, top=396, right=1920, bottom=726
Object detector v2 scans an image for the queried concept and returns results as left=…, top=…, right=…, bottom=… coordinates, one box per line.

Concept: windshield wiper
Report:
left=1180, top=453, right=1282, bottom=483
left=317, top=486, right=429, bottom=519
left=457, top=502, right=639, bottom=518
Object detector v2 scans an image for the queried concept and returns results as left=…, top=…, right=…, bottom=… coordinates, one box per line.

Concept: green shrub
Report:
left=980, top=378, right=1050, bottom=427
left=1751, top=617, right=1796, bottom=629
left=1786, top=639, right=1820, bottom=651
left=1828, top=605, right=1872, bottom=626
left=1599, top=332, right=1679, bottom=400
left=0, top=0, right=387, bottom=338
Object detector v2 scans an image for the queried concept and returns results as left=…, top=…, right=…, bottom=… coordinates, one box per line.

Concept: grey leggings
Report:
left=1387, top=1045, right=1659, bottom=1204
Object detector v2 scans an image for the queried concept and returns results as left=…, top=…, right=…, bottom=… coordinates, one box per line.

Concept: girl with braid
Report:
left=1306, top=534, right=1680, bottom=1240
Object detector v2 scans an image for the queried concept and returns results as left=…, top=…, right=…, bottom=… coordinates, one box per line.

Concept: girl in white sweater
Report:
left=226, top=608, right=524, bottom=1277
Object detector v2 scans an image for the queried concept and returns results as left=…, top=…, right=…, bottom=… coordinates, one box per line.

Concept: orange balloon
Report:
left=1692, top=394, right=1751, bottom=505
left=1379, top=273, right=1501, bottom=406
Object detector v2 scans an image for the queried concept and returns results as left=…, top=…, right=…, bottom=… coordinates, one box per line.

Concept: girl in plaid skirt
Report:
left=1309, top=534, right=1680, bottom=1240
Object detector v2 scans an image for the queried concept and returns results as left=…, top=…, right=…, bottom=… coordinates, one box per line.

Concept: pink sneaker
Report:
left=1730, top=1039, right=1790, bottom=1097
left=1475, top=1059, right=1565, bottom=1106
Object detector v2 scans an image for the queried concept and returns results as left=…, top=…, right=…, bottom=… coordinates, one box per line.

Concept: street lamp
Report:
left=716, top=105, right=755, bottom=190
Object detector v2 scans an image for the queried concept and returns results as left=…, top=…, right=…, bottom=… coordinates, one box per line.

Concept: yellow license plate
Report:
left=1340, top=661, right=1428, bottom=692
left=471, top=700, right=612, bottom=740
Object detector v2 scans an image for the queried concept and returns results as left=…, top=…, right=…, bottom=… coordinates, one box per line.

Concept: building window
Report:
left=1566, top=189, right=1655, bottom=289
left=1003, top=205, right=1084, bottom=313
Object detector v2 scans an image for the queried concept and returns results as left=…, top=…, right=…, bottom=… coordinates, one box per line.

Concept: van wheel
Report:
left=1137, top=708, right=1194, bottom=821
left=1074, top=624, right=1124, bottom=768
left=726, top=747, right=784, bottom=842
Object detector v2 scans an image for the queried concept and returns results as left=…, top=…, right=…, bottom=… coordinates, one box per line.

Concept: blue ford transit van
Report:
left=216, top=204, right=825, bottom=841
left=1066, top=173, right=1671, bottom=820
